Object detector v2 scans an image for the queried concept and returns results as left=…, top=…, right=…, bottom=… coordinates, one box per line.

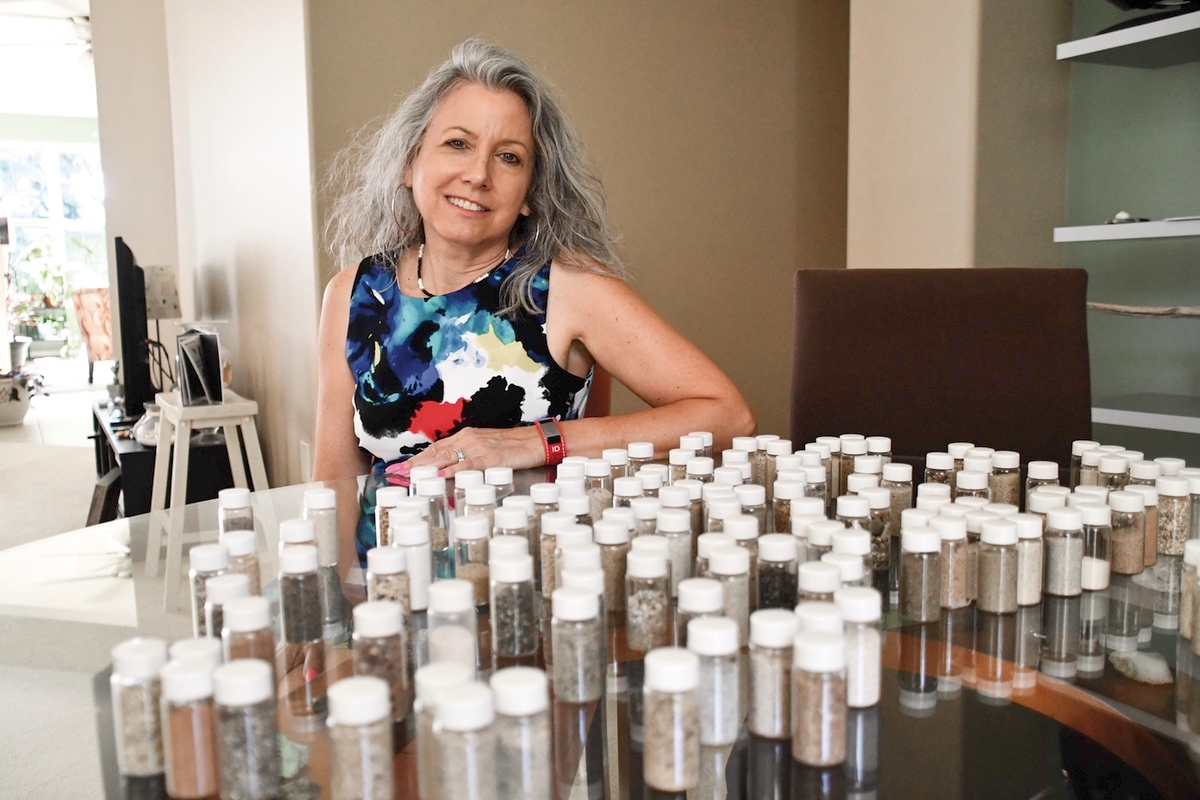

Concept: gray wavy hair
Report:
left=326, top=38, right=625, bottom=314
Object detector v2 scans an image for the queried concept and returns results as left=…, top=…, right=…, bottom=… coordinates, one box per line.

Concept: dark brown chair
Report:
left=790, top=268, right=1092, bottom=470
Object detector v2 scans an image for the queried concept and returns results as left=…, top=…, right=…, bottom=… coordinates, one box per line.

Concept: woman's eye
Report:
left=446, top=139, right=466, bottom=149
left=499, top=152, right=520, bottom=165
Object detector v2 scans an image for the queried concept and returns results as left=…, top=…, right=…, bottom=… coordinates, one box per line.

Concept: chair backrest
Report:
left=790, top=268, right=1092, bottom=468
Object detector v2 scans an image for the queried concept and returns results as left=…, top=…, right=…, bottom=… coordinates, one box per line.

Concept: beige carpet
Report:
left=0, top=441, right=97, bottom=550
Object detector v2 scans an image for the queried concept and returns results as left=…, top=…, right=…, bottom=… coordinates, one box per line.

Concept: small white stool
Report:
left=144, top=389, right=270, bottom=610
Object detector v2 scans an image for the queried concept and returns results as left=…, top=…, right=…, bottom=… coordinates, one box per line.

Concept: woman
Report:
left=314, top=39, right=755, bottom=560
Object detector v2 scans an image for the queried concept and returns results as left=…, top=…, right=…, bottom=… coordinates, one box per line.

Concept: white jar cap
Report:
left=409, top=466, right=440, bottom=483
left=963, top=456, right=992, bottom=474
left=687, top=616, right=739, bottom=656
left=841, top=437, right=867, bottom=455
left=675, top=478, right=703, bottom=500
left=655, top=508, right=690, bottom=534
left=205, top=573, right=250, bottom=604
left=279, top=544, right=318, bottom=574
left=713, top=466, right=745, bottom=486
left=882, top=463, right=912, bottom=483
left=1077, top=503, right=1112, bottom=527
left=645, top=647, right=700, bottom=692
left=946, top=442, right=974, bottom=458
left=560, top=567, right=604, bottom=596
left=376, top=486, right=407, bottom=507
left=436, top=681, right=494, bottom=732
left=822, top=552, right=864, bottom=583
left=367, top=546, right=407, bottom=574
left=213, top=659, right=273, bottom=707
left=967, top=446, right=995, bottom=458
left=529, top=483, right=559, bottom=504
left=846, top=474, right=879, bottom=493
left=917, top=482, right=953, bottom=499
left=1127, top=485, right=1158, bottom=506
left=492, top=554, right=535, bottom=583
left=483, top=466, right=513, bottom=485
left=591, top=518, right=629, bottom=545
left=901, top=508, right=937, bottom=532
left=916, top=496, right=950, bottom=512
left=1011, top=514, right=1043, bottom=540
left=394, top=497, right=428, bottom=518
left=579, top=458, right=608, bottom=478
left=708, top=546, right=750, bottom=576
left=804, top=467, right=827, bottom=485
left=859, top=487, right=892, bottom=510
left=630, top=496, right=662, bottom=521
left=613, top=477, right=644, bottom=498
left=190, top=543, right=230, bottom=573
left=982, top=503, right=1018, bottom=518
left=300, top=487, right=336, bottom=513
left=328, top=675, right=390, bottom=726
left=539, top=511, right=575, bottom=536
left=980, top=519, right=1018, bottom=546
left=758, top=533, right=796, bottom=562
left=679, top=435, right=705, bottom=453
left=1180, top=467, right=1200, bottom=480
left=834, top=587, right=881, bottom=623
left=223, top=596, right=270, bottom=631
left=557, top=525, right=594, bottom=550
left=465, top=485, right=497, bottom=506
left=696, top=533, right=734, bottom=559
left=453, top=470, right=485, bottom=489
left=553, top=587, right=598, bottom=621
left=1045, top=507, right=1083, bottom=531
left=806, top=520, right=844, bottom=547
left=1107, top=491, right=1143, bottom=514
left=560, top=544, right=602, bottom=572
left=490, top=667, right=548, bottom=717
left=626, top=441, right=654, bottom=459
left=964, top=510, right=998, bottom=535
left=688, top=430, right=714, bottom=447
left=687, top=457, right=715, bottom=477
left=794, top=602, right=844, bottom=635
left=111, top=637, right=167, bottom=681
left=816, top=436, right=841, bottom=453
left=926, top=452, right=954, bottom=471
left=1026, top=461, right=1059, bottom=480
left=793, top=631, right=846, bottom=672
left=1158, top=476, right=1190, bottom=497
left=413, top=477, right=446, bottom=498
left=956, top=497, right=988, bottom=513
left=279, top=518, right=316, bottom=546
left=1121, top=461, right=1157, bottom=484
left=930, top=515, right=967, bottom=541
left=806, top=442, right=832, bottom=458
left=556, top=467, right=585, bottom=484
left=836, top=495, right=870, bottom=518
left=734, top=483, right=766, bottom=505
left=865, top=435, right=891, bottom=453
left=562, top=492, right=597, bottom=516
left=954, top=470, right=986, bottom=491
left=750, top=608, right=800, bottom=647
left=902, top=529, right=940, bottom=554
left=415, top=661, right=474, bottom=706
left=669, top=448, right=694, bottom=466
left=393, top=518, right=431, bottom=546
left=603, top=448, right=630, bottom=467
left=1080, top=449, right=1103, bottom=467
left=677, top=578, right=724, bottom=613
left=831, top=529, right=870, bottom=557
left=427, top=579, right=474, bottom=613
left=766, top=439, right=794, bottom=457
left=791, top=515, right=826, bottom=539
left=1185, top=539, right=1200, bottom=567
left=160, top=659, right=214, bottom=703
left=490, top=536, right=528, bottom=562
left=707, top=499, right=742, bottom=522
left=657, top=486, right=691, bottom=509
left=219, top=487, right=252, bottom=509
left=1071, top=440, right=1099, bottom=456
left=854, top=456, right=883, bottom=476
left=1155, top=457, right=1186, bottom=476
left=493, top=507, right=528, bottom=531
left=168, top=637, right=223, bottom=671
left=773, top=481, right=804, bottom=501
left=626, top=549, right=668, bottom=578
left=220, top=528, right=257, bottom=557
left=729, top=436, right=755, bottom=453
left=723, top=450, right=749, bottom=467
left=354, top=600, right=404, bottom=638
left=723, top=515, right=760, bottom=541
left=755, top=434, right=781, bottom=450
left=1098, top=455, right=1128, bottom=475
left=1027, top=491, right=1065, bottom=514
left=791, top=497, right=826, bottom=518
left=992, top=451, right=1020, bottom=469
left=798, top=561, right=841, bottom=593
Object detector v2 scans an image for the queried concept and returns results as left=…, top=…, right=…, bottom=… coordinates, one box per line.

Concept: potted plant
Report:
left=0, top=366, right=43, bottom=426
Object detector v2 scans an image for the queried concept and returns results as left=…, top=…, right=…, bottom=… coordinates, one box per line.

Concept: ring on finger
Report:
left=452, top=446, right=466, bottom=463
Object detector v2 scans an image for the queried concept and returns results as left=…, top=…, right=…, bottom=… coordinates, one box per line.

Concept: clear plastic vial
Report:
left=1078, top=503, right=1113, bottom=592
left=772, top=480, right=804, bottom=538
left=220, top=528, right=261, bottom=598
left=806, top=519, right=843, bottom=564
left=584, top=458, right=615, bottom=521
left=931, top=516, right=969, bottom=610
left=954, top=470, right=990, bottom=501
left=977, top=519, right=1019, bottom=614
left=798, top=560, right=842, bottom=604
left=551, top=588, right=603, bottom=703
left=835, top=587, right=883, bottom=708
left=1106, top=491, right=1144, bottom=577
left=758, top=533, right=799, bottom=610
left=1078, top=449, right=1102, bottom=488
left=626, top=550, right=672, bottom=652
left=365, top=546, right=410, bottom=623
left=628, top=441, right=656, bottom=474
left=791, top=631, right=847, bottom=767
left=328, top=677, right=394, bottom=800
left=374, top=486, right=408, bottom=547
left=303, top=486, right=341, bottom=622
left=414, top=662, right=474, bottom=800
left=279, top=545, right=326, bottom=717
left=490, top=554, right=539, bottom=659
left=212, top=659, right=280, bottom=800
left=1098, top=456, right=1130, bottom=493
left=352, top=600, right=411, bottom=722
left=110, top=636, right=168, bottom=777
left=675, top=577, right=724, bottom=646
left=204, top=573, right=250, bottom=641
left=990, top=451, right=1021, bottom=507
left=453, top=470, right=484, bottom=517
left=631, top=496, right=662, bottom=538
left=463, top=484, right=498, bottom=534
left=454, top=515, right=492, bottom=608
left=414, top=477, right=452, bottom=579
left=604, top=447, right=632, bottom=480
left=709, top=546, right=752, bottom=647
left=1158, top=477, right=1191, bottom=557
left=900, top=530, right=941, bottom=622
left=485, top=466, right=514, bottom=502
left=925, top=452, right=954, bottom=486
left=217, top=487, right=254, bottom=538
left=490, top=667, right=552, bottom=800
left=1043, top=507, right=1084, bottom=598
left=427, top=580, right=478, bottom=674
left=432, top=682, right=497, bottom=800
left=222, top=596, right=276, bottom=684
left=188, top=543, right=229, bottom=638
left=748, top=609, right=799, bottom=739
left=643, top=647, right=702, bottom=792
left=1013, top=514, right=1044, bottom=606
left=657, top=507, right=694, bottom=598
left=880, top=462, right=913, bottom=539
left=1069, top=440, right=1099, bottom=490
left=160, top=660, right=219, bottom=800
left=687, top=617, right=741, bottom=746
left=393, top=519, right=433, bottom=613
left=1024, top=461, right=1060, bottom=508
left=1182, top=541, right=1200, bottom=640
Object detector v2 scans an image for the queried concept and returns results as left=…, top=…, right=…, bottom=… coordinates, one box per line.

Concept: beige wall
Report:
left=163, top=0, right=319, bottom=486
left=308, top=1, right=849, bottom=438
left=847, top=0, right=1070, bottom=270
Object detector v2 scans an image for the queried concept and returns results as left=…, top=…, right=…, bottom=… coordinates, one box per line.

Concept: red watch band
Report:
left=535, top=418, right=566, bottom=467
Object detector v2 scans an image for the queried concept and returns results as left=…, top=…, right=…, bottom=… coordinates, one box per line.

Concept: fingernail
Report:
left=385, top=462, right=412, bottom=476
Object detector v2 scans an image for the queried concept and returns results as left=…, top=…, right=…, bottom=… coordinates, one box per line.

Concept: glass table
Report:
left=9, top=474, right=1200, bottom=799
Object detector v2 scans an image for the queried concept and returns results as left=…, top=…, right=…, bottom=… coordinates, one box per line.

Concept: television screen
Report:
left=114, top=237, right=154, bottom=418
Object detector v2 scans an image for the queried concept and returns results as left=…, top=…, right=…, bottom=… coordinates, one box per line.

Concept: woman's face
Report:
left=405, top=82, right=535, bottom=255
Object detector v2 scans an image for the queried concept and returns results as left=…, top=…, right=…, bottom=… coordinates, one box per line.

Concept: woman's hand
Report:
left=395, top=424, right=547, bottom=478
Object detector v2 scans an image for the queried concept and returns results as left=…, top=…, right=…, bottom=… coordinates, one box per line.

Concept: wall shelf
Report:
left=1054, top=219, right=1200, bottom=242
left=1057, top=12, right=1200, bottom=68
left=1093, top=393, right=1200, bottom=434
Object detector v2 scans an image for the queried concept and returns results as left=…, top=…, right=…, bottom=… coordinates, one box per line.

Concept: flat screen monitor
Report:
left=114, top=236, right=154, bottom=418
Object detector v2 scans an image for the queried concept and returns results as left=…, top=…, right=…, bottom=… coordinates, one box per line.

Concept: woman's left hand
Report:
left=391, top=425, right=547, bottom=479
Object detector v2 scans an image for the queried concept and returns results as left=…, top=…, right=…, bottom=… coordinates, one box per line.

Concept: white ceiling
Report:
left=0, top=0, right=97, bottom=118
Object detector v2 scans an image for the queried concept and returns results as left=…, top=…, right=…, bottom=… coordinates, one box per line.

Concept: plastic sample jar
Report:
left=657, top=507, right=694, bottom=597
left=328, top=676, right=393, bottom=800
left=675, top=577, right=725, bottom=647
left=643, top=647, right=701, bottom=791
left=977, top=519, right=1018, bottom=614
left=413, top=661, right=474, bottom=800
left=835, top=586, right=883, bottom=708
left=490, top=554, right=538, bottom=659
left=453, top=515, right=491, bottom=608
left=1024, top=461, right=1060, bottom=507
left=551, top=588, right=603, bottom=702
left=1043, top=507, right=1084, bottom=597
left=490, top=667, right=551, bottom=800
left=798, top=560, right=842, bottom=604
left=758, top=533, right=799, bottom=609
left=791, top=631, right=847, bottom=767
left=213, top=659, right=280, bottom=800
left=426, top=580, right=478, bottom=673
left=110, top=636, right=168, bottom=777
left=989, top=451, right=1021, bottom=507
left=222, top=596, right=276, bottom=684
left=188, top=543, right=229, bottom=638
left=393, top=519, right=433, bottom=613
left=899, top=530, right=941, bottom=622
left=747, top=608, right=799, bottom=739
left=204, top=573, right=250, bottom=641
left=218, top=487, right=254, bottom=537
left=709, top=546, right=752, bottom=647
left=160, top=659, right=219, bottom=800
left=924, top=452, right=954, bottom=486
left=365, top=545, right=410, bottom=628
left=626, top=550, right=672, bottom=652
left=1078, top=503, right=1113, bottom=592
left=931, top=516, right=969, bottom=610
left=432, top=682, right=496, bottom=800
left=220, top=528, right=261, bottom=598
left=279, top=545, right=326, bottom=716
left=1012, top=513, right=1044, bottom=606
left=352, top=600, right=411, bottom=721
left=1157, top=477, right=1191, bottom=557
left=686, top=617, right=741, bottom=747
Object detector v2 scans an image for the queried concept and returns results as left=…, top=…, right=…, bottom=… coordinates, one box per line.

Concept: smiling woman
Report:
left=316, top=39, right=755, bottom=565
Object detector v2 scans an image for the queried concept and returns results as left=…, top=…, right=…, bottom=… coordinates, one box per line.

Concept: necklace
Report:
left=415, top=243, right=512, bottom=298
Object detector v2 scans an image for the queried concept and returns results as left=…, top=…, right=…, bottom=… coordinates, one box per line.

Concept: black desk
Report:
left=90, top=400, right=235, bottom=518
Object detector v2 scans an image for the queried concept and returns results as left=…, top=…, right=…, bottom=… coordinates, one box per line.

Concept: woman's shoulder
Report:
left=549, top=253, right=627, bottom=293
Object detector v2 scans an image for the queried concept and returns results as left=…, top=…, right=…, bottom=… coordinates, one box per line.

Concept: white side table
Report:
left=145, top=389, right=270, bottom=609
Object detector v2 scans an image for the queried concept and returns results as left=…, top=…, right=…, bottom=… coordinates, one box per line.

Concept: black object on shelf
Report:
left=1098, top=4, right=1200, bottom=35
